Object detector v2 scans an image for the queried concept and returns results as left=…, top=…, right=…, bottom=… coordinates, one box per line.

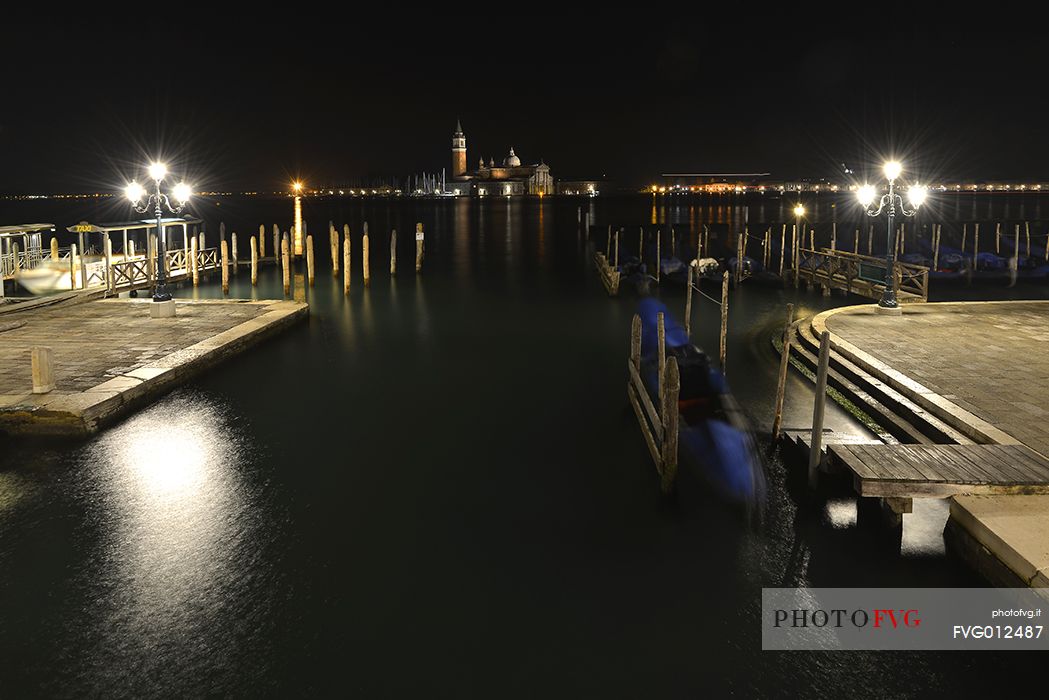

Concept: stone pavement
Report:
left=0, top=297, right=307, bottom=435
left=824, top=301, right=1049, bottom=458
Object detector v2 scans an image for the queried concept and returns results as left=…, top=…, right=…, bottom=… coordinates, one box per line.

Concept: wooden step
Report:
left=795, top=319, right=972, bottom=445
left=785, top=324, right=929, bottom=445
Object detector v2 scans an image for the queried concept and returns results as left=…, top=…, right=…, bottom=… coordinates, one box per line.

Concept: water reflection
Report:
left=86, top=393, right=249, bottom=652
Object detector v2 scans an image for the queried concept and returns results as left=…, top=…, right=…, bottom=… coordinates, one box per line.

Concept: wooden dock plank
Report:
left=829, top=445, right=879, bottom=480
left=853, top=444, right=926, bottom=481
left=832, top=443, right=1049, bottom=499
left=933, top=446, right=1003, bottom=484
left=948, top=445, right=1037, bottom=485
left=891, top=445, right=949, bottom=482
left=915, top=446, right=988, bottom=484
left=988, top=445, right=1049, bottom=481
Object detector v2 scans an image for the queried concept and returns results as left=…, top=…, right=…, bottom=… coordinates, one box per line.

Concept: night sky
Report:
left=2, top=14, right=1045, bottom=193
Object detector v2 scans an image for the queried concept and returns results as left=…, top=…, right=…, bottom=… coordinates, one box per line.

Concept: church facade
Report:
left=447, top=121, right=553, bottom=196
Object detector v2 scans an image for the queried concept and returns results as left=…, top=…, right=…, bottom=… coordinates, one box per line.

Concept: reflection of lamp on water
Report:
left=793, top=204, right=805, bottom=262
left=856, top=160, right=927, bottom=313
left=125, top=162, right=192, bottom=312
left=292, top=181, right=304, bottom=257
left=130, top=425, right=208, bottom=498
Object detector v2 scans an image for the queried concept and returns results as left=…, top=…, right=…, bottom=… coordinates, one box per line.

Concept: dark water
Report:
left=1, top=196, right=1045, bottom=697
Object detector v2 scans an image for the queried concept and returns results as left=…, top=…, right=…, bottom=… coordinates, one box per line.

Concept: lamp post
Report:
left=125, top=162, right=192, bottom=303
left=857, top=161, right=927, bottom=312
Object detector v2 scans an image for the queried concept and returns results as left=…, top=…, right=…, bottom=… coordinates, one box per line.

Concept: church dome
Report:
left=503, top=147, right=521, bottom=167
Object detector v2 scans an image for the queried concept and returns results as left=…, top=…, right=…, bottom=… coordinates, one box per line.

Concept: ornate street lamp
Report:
left=857, top=161, right=927, bottom=311
left=125, top=162, right=192, bottom=303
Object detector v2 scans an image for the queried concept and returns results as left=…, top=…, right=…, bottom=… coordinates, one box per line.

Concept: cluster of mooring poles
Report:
left=145, top=219, right=429, bottom=298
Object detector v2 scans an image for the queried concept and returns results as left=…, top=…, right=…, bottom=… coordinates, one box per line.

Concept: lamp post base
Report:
left=875, top=303, right=903, bottom=316
left=149, top=299, right=176, bottom=319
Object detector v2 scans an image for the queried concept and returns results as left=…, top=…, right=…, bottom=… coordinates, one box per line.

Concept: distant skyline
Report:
left=2, top=14, right=1046, bottom=194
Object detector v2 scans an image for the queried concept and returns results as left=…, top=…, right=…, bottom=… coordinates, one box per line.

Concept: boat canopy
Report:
left=67, top=217, right=202, bottom=234
left=0, top=223, right=55, bottom=238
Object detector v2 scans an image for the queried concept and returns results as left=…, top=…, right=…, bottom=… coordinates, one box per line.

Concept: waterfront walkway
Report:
left=821, top=301, right=1049, bottom=456
left=0, top=296, right=307, bottom=435
left=809, top=301, right=1049, bottom=594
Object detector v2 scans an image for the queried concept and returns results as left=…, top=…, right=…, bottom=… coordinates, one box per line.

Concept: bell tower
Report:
left=452, top=119, right=467, bottom=179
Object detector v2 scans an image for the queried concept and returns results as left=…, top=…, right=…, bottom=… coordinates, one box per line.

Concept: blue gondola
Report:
left=636, top=298, right=766, bottom=509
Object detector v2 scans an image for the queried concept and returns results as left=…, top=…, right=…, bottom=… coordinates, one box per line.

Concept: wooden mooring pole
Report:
left=330, top=223, right=339, bottom=276
left=250, top=236, right=258, bottom=285
left=231, top=232, right=238, bottom=274
left=656, top=229, right=661, bottom=283
left=191, top=236, right=199, bottom=286
left=719, top=270, right=729, bottom=372
left=415, top=223, right=424, bottom=272
left=306, top=234, right=315, bottom=286
left=808, top=329, right=831, bottom=490
left=974, top=223, right=980, bottom=270
left=362, top=224, right=371, bottom=286
left=657, top=311, right=666, bottom=403
left=221, top=240, right=229, bottom=293
left=104, top=235, right=113, bottom=292
left=660, top=357, right=680, bottom=495
left=684, top=264, right=694, bottom=338
left=259, top=224, right=266, bottom=259
left=791, top=225, right=799, bottom=288
left=390, top=229, right=397, bottom=275
left=779, top=224, right=786, bottom=278
left=50, top=237, right=59, bottom=260
left=343, top=229, right=351, bottom=295
left=770, top=303, right=794, bottom=441
left=281, top=236, right=290, bottom=295
left=933, top=224, right=941, bottom=270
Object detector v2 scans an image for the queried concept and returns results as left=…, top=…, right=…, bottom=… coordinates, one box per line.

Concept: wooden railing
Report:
left=796, top=247, right=929, bottom=302
left=1, top=248, right=46, bottom=277
left=196, top=247, right=219, bottom=270
left=593, top=251, right=620, bottom=296
left=110, top=258, right=152, bottom=288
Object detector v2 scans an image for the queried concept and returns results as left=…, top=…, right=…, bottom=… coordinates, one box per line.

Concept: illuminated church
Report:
left=448, top=120, right=553, bottom=196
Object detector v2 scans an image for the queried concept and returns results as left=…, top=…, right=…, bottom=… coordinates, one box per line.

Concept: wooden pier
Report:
left=830, top=444, right=1049, bottom=498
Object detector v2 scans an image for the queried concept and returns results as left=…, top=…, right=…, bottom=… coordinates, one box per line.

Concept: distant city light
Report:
left=292, top=181, right=303, bottom=192
left=793, top=204, right=805, bottom=217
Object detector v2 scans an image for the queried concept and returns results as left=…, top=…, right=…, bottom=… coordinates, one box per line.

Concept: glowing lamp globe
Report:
left=148, top=162, right=168, bottom=181
left=172, top=182, right=192, bottom=204
left=908, top=185, right=928, bottom=207
left=857, top=184, right=877, bottom=207
left=125, top=181, right=145, bottom=202
left=883, top=161, right=902, bottom=181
